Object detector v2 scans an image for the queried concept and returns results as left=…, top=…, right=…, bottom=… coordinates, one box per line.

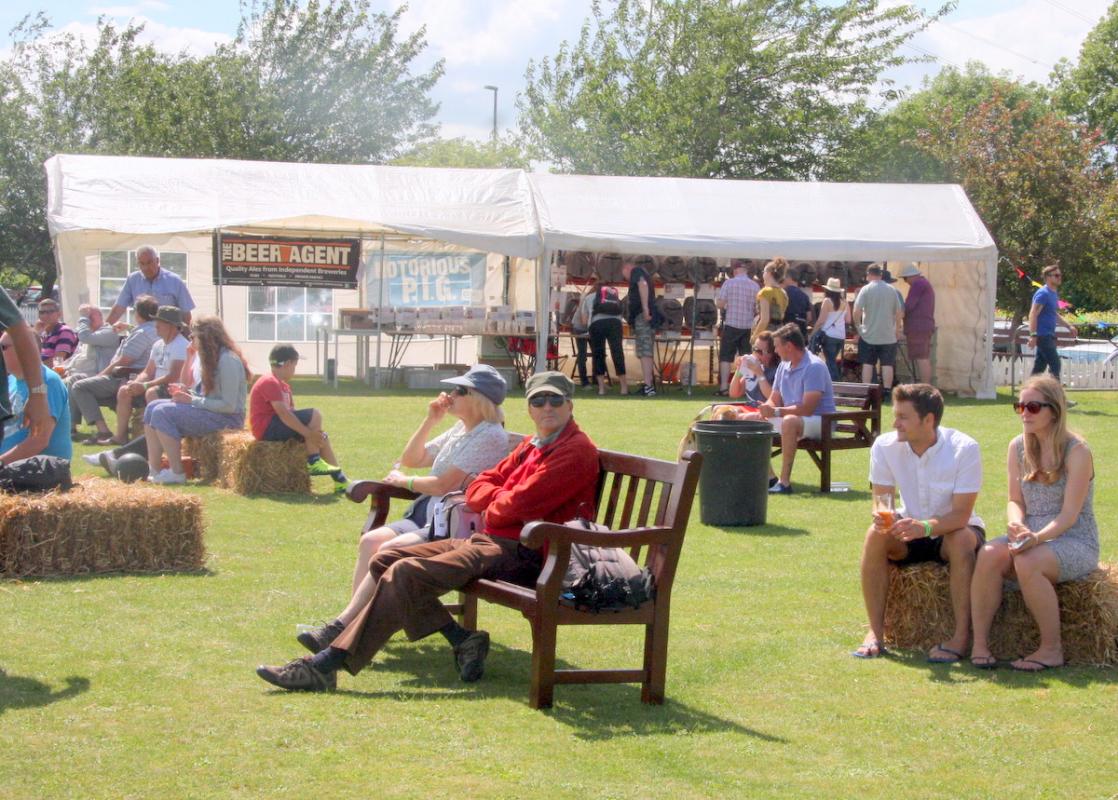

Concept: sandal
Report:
left=970, top=655, right=998, bottom=670
left=83, top=433, right=116, bottom=445
left=851, top=640, right=887, bottom=659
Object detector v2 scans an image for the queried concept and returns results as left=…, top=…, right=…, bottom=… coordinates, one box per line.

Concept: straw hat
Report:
left=824, top=277, right=844, bottom=293
left=899, top=263, right=921, bottom=279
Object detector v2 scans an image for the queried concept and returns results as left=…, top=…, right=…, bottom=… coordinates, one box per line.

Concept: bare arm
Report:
left=0, top=412, right=55, bottom=463
left=890, top=491, right=979, bottom=543
left=638, top=278, right=651, bottom=320
left=397, top=395, right=451, bottom=468
left=106, top=304, right=126, bottom=326
left=6, top=321, right=49, bottom=437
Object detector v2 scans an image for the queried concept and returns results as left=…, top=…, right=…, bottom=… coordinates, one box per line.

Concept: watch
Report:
left=29, top=384, right=47, bottom=395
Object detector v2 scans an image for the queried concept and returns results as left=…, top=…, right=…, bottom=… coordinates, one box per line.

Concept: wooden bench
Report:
left=346, top=443, right=703, bottom=709
left=771, top=381, right=882, bottom=492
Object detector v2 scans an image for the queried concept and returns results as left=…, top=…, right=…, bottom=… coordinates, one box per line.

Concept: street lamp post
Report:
left=483, top=85, right=498, bottom=144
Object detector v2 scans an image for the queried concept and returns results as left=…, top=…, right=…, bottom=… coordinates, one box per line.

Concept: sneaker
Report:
left=256, top=657, right=336, bottom=692
left=333, top=483, right=349, bottom=495
left=640, top=385, right=656, bottom=397
left=81, top=453, right=102, bottom=466
left=768, top=482, right=793, bottom=494
left=98, top=451, right=118, bottom=476
left=296, top=619, right=346, bottom=654
left=768, top=476, right=778, bottom=489
left=453, top=630, right=490, bottom=683
left=307, top=458, right=341, bottom=477
left=152, top=469, right=186, bottom=485
left=1066, top=398, right=1078, bottom=408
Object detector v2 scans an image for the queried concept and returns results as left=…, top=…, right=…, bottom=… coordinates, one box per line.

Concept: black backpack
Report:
left=560, top=520, right=655, bottom=612
left=0, top=456, right=73, bottom=493
left=594, top=286, right=624, bottom=316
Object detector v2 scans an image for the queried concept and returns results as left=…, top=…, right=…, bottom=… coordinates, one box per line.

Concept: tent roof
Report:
left=528, top=173, right=996, bottom=262
left=45, top=154, right=543, bottom=258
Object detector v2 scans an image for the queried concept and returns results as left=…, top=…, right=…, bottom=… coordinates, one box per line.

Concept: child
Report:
left=249, top=344, right=347, bottom=489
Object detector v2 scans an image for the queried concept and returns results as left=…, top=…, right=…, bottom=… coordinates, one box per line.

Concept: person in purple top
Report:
left=899, top=263, right=935, bottom=385
left=1028, top=263, right=1075, bottom=381
left=37, top=299, right=77, bottom=367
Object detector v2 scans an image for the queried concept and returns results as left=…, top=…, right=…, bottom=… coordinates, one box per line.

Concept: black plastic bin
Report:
left=691, top=419, right=774, bottom=526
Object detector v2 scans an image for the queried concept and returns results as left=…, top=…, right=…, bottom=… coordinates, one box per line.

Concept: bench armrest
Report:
left=520, top=520, right=675, bottom=550
left=345, top=479, right=421, bottom=533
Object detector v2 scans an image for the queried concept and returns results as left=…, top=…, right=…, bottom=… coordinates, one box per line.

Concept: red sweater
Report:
left=465, top=419, right=599, bottom=541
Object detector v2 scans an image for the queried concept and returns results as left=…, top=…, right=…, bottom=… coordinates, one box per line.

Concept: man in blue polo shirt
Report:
left=106, top=246, right=195, bottom=326
left=1028, top=263, right=1075, bottom=380
left=751, top=322, right=836, bottom=494
left=1, top=330, right=72, bottom=463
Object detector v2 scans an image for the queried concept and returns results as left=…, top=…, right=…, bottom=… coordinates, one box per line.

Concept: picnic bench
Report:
left=345, top=440, right=703, bottom=709
left=771, top=381, right=882, bottom=492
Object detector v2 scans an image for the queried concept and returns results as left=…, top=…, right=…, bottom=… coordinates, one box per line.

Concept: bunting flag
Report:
left=1015, top=266, right=1027, bottom=279
left=1031, top=280, right=1044, bottom=288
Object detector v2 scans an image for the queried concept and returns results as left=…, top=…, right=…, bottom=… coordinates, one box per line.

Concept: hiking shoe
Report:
left=768, top=482, right=793, bottom=494
left=256, top=657, right=336, bottom=692
left=296, top=619, right=346, bottom=654
left=640, top=385, right=656, bottom=397
left=98, top=451, right=119, bottom=476
left=453, top=630, right=490, bottom=683
left=307, top=458, right=341, bottom=477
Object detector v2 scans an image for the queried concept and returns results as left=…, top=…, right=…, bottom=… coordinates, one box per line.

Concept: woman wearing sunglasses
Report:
left=969, top=374, right=1096, bottom=671
left=295, top=365, right=510, bottom=653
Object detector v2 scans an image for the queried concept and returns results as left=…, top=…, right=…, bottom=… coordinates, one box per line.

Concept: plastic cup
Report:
left=873, top=492, right=894, bottom=527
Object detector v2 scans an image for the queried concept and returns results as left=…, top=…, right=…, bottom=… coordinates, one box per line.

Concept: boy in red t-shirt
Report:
left=249, top=344, right=347, bottom=489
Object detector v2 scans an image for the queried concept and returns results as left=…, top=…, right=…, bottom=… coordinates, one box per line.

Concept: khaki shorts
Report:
left=633, top=315, right=655, bottom=359
left=768, top=415, right=825, bottom=439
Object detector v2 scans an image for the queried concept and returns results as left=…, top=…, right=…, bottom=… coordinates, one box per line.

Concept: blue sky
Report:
left=2, top=0, right=1111, bottom=142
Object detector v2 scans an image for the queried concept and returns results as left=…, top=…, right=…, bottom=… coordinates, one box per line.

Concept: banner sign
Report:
left=365, top=251, right=487, bottom=307
left=213, top=233, right=360, bottom=288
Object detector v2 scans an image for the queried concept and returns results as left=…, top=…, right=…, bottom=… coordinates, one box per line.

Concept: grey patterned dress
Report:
left=1014, top=435, right=1099, bottom=582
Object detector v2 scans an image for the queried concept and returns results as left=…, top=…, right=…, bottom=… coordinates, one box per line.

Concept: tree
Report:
left=0, top=2, right=444, bottom=292
left=518, top=0, right=940, bottom=179
left=1053, top=0, right=1118, bottom=157
left=392, top=137, right=532, bottom=169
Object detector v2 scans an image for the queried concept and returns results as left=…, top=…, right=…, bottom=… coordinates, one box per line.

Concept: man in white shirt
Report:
left=854, top=383, right=985, bottom=663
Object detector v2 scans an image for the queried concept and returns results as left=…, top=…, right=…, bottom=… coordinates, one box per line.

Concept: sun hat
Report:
left=154, top=305, right=183, bottom=327
left=441, top=364, right=507, bottom=406
left=524, top=370, right=575, bottom=399
left=824, top=277, right=844, bottom=293
left=899, top=263, right=921, bottom=279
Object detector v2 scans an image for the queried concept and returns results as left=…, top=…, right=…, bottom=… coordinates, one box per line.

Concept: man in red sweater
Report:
left=257, top=370, right=599, bottom=692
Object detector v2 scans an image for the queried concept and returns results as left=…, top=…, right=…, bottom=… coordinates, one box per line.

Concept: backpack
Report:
left=560, top=519, right=655, bottom=612
left=594, top=286, right=623, bottom=316
left=429, top=491, right=483, bottom=541
left=0, top=456, right=73, bottom=494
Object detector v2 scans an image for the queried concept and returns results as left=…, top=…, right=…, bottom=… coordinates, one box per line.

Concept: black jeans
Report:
left=589, top=318, right=626, bottom=378
left=1031, top=334, right=1061, bottom=380
left=822, top=335, right=844, bottom=381
left=573, top=333, right=590, bottom=385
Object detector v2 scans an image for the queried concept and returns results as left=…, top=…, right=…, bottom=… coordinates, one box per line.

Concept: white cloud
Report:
left=50, top=15, right=229, bottom=57
left=89, top=2, right=171, bottom=16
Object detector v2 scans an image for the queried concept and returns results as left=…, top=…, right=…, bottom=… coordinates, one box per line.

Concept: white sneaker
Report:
left=151, top=469, right=186, bottom=485
left=82, top=453, right=101, bottom=466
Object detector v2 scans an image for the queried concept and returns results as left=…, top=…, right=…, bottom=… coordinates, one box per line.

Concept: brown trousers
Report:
left=333, top=533, right=541, bottom=676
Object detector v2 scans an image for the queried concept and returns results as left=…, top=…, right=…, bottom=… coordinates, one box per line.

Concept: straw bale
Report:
left=183, top=433, right=223, bottom=483
left=216, top=431, right=310, bottom=495
left=884, top=562, right=1118, bottom=666
left=0, top=477, right=205, bottom=578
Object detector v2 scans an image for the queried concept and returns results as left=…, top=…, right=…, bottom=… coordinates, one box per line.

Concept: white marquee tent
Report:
left=45, top=155, right=996, bottom=396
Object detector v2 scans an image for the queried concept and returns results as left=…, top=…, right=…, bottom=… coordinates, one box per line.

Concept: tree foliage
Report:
left=517, top=0, right=939, bottom=179
left=392, top=137, right=532, bottom=169
left=0, top=1, right=443, bottom=291
left=1053, top=0, right=1118, bottom=157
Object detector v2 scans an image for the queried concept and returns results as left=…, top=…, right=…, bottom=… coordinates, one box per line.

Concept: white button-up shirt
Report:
left=869, top=426, right=984, bottom=530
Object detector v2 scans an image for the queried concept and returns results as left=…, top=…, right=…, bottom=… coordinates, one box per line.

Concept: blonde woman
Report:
left=295, top=364, right=510, bottom=654
left=754, top=257, right=789, bottom=339
left=143, top=316, right=250, bottom=484
left=970, top=375, right=1097, bottom=671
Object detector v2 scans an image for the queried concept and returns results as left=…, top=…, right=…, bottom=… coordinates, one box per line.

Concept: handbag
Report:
left=429, top=491, right=483, bottom=541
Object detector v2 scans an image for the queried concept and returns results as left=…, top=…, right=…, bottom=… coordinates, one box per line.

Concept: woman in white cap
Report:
left=294, top=364, right=510, bottom=653
left=815, top=277, right=850, bottom=380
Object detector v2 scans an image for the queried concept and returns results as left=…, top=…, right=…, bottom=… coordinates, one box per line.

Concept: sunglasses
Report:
left=752, top=347, right=766, bottom=354
left=1013, top=400, right=1055, bottom=415
left=528, top=394, right=567, bottom=408
left=451, top=385, right=470, bottom=396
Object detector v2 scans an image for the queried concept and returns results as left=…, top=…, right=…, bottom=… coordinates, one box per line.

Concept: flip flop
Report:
left=970, top=655, right=998, bottom=670
left=851, top=640, right=887, bottom=659
left=1011, top=658, right=1064, bottom=672
left=927, top=644, right=964, bottom=664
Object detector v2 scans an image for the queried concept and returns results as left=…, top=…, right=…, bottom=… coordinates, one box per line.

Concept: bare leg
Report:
left=861, top=363, right=873, bottom=384
left=144, top=424, right=164, bottom=472
left=641, top=356, right=654, bottom=388
left=935, top=527, right=979, bottom=658
left=596, top=374, right=608, bottom=395
left=155, top=429, right=184, bottom=474
left=618, top=375, right=628, bottom=395
left=859, top=524, right=908, bottom=651
left=352, top=527, right=400, bottom=595
left=881, top=365, right=894, bottom=390
left=1010, top=545, right=1066, bottom=669
left=971, top=538, right=1014, bottom=661
left=302, top=409, right=323, bottom=458
left=916, top=358, right=933, bottom=385
left=778, top=415, right=804, bottom=486
left=114, top=388, right=134, bottom=443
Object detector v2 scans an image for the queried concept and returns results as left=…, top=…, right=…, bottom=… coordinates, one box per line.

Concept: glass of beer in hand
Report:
left=873, top=491, right=895, bottom=529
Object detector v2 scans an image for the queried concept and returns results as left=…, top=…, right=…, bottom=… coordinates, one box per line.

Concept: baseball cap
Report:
left=442, top=364, right=507, bottom=405
left=524, top=370, right=575, bottom=399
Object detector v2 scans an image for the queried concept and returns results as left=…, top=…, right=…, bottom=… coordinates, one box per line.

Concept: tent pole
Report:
left=373, top=235, right=387, bottom=390
left=214, top=228, right=224, bottom=318
left=535, top=249, right=553, bottom=375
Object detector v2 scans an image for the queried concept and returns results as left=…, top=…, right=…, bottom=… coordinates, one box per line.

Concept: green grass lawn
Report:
left=2, top=381, right=1116, bottom=799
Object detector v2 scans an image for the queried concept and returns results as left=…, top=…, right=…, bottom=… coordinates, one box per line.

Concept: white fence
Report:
left=993, top=355, right=1118, bottom=390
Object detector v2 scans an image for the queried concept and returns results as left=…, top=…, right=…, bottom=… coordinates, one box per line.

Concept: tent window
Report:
left=247, top=286, right=332, bottom=342
left=98, top=250, right=188, bottom=321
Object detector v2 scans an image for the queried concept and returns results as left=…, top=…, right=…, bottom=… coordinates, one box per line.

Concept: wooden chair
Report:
left=771, top=381, right=882, bottom=492
left=346, top=445, right=702, bottom=709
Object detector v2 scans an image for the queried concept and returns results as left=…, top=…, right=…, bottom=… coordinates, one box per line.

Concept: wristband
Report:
left=407, top=477, right=415, bottom=492
left=920, top=520, right=933, bottom=538
left=29, top=384, right=47, bottom=395
left=774, top=407, right=782, bottom=417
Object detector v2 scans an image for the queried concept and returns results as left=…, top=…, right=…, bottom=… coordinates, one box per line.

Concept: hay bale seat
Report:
left=0, top=478, right=205, bottom=578
left=884, top=562, right=1118, bottom=666
left=184, top=430, right=310, bottom=495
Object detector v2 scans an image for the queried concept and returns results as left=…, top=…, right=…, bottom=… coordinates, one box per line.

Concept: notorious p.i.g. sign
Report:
left=213, top=233, right=361, bottom=288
